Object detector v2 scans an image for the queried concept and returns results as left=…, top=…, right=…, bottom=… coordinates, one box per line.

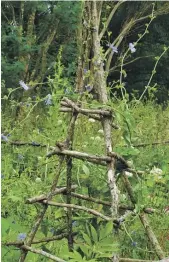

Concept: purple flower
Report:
left=44, top=94, right=52, bottom=105
left=129, top=43, right=136, bottom=53
left=84, top=69, right=88, bottom=74
left=131, top=241, right=137, bottom=247
left=107, top=43, right=118, bottom=53
left=1, top=134, right=8, bottom=142
left=19, top=81, right=29, bottom=91
left=1, top=174, right=4, bottom=179
left=85, top=85, right=93, bottom=92
left=17, top=233, right=27, bottom=241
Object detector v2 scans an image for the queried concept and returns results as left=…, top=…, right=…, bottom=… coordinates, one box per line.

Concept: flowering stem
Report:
left=7, top=87, right=22, bottom=99
left=138, top=47, right=169, bottom=102
left=9, top=102, right=38, bottom=135
left=119, top=3, right=155, bottom=103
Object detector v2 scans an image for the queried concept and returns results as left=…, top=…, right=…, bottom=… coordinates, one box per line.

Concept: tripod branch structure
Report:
left=4, top=96, right=165, bottom=262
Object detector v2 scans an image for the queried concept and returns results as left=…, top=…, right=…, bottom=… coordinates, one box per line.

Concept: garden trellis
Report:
left=2, top=1, right=169, bottom=261
left=3, top=96, right=167, bottom=262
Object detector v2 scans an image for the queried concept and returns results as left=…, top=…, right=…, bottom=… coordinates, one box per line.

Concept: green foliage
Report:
left=1, top=2, right=169, bottom=261
left=64, top=222, right=118, bottom=261
left=2, top=90, right=169, bottom=261
left=1, top=1, right=81, bottom=93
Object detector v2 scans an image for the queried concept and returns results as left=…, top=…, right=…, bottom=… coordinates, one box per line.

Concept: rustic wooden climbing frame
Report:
left=4, top=96, right=167, bottom=262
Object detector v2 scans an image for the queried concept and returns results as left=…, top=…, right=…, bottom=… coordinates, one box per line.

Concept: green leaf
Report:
left=81, top=231, right=92, bottom=246
left=78, top=244, right=90, bottom=257
left=90, top=225, right=98, bottom=243
left=105, top=221, right=113, bottom=236
left=82, top=164, right=90, bottom=176
left=67, top=251, right=82, bottom=260
left=99, top=221, right=113, bottom=240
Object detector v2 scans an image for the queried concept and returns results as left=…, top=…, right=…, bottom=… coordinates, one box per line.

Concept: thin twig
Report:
left=129, top=141, right=169, bottom=148
left=42, top=201, right=112, bottom=221
left=4, top=232, right=76, bottom=246
left=99, top=1, right=126, bottom=40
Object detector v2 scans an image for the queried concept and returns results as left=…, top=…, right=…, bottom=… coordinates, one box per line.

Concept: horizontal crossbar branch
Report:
left=47, top=147, right=129, bottom=168
left=60, top=107, right=119, bottom=129
left=26, top=185, right=78, bottom=204
left=5, top=240, right=168, bottom=262
left=61, top=97, right=113, bottom=116
left=119, top=259, right=169, bottom=262
left=26, top=190, right=155, bottom=214
left=3, top=232, right=73, bottom=246
left=126, top=140, right=169, bottom=148
left=20, top=245, right=65, bottom=262
left=42, top=201, right=112, bottom=221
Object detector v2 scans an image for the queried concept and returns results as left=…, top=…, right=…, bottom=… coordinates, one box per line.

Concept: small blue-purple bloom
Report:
left=107, top=43, right=118, bottom=53
left=1, top=174, right=4, bottom=179
left=1, top=134, right=8, bottom=142
left=84, top=68, right=88, bottom=74
left=17, top=233, right=27, bottom=241
left=44, top=94, right=52, bottom=105
left=85, top=85, right=93, bottom=92
left=131, top=241, right=137, bottom=247
left=19, top=81, right=29, bottom=91
left=129, top=43, right=136, bottom=53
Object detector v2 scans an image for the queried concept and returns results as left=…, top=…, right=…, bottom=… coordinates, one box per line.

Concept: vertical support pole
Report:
left=66, top=113, right=78, bottom=251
